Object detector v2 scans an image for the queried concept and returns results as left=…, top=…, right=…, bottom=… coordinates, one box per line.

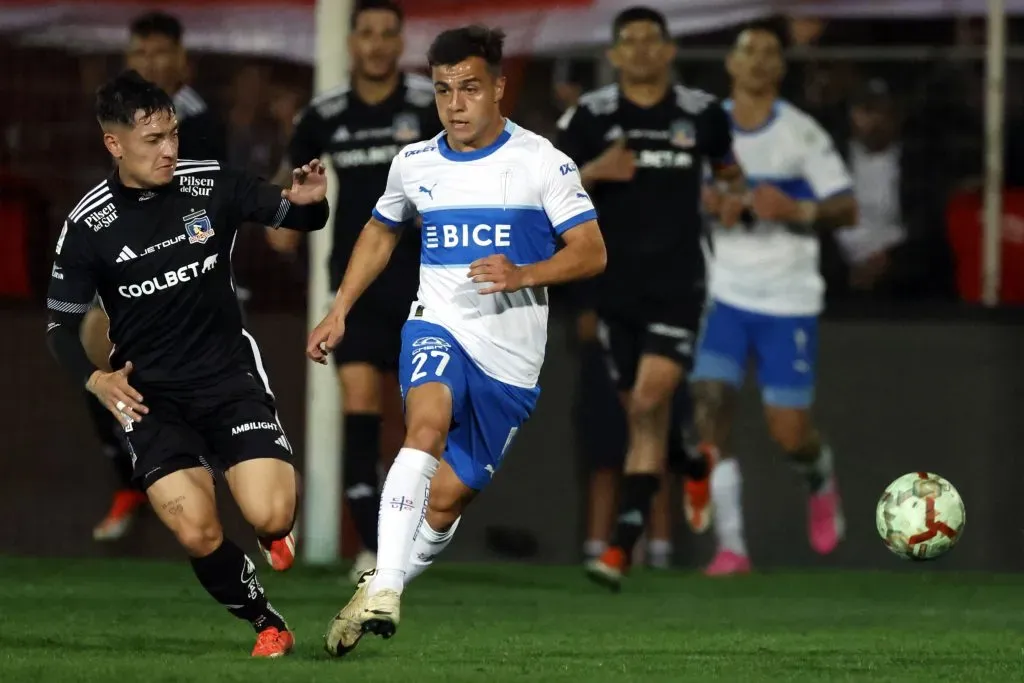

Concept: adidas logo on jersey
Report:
left=274, top=435, right=292, bottom=452
left=115, top=246, right=138, bottom=263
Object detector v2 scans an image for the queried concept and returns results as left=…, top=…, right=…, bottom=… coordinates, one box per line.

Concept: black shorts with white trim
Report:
left=124, top=331, right=292, bottom=489
left=596, top=296, right=705, bottom=392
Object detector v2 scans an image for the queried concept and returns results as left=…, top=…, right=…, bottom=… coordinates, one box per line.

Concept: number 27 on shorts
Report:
left=410, top=349, right=451, bottom=382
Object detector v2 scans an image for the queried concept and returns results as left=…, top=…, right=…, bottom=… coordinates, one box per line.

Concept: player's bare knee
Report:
left=627, top=388, right=671, bottom=428
left=174, top=518, right=224, bottom=557
left=425, top=497, right=461, bottom=533
left=766, top=409, right=813, bottom=453
left=339, top=363, right=382, bottom=413
left=246, top=496, right=296, bottom=539
left=404, top=422, right=446, bottom=458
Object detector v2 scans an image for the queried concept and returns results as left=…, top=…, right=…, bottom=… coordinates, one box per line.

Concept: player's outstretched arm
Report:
left=264, top=159, right=304, bottom=254
left=306, top=217, right=402, bottom=364
left=236, top=160, right=329, bottom=233
left=307, top=154, right=413, bottom=363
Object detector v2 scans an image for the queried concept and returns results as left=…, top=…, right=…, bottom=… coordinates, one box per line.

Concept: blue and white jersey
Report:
left=710, top=100, right=852, bottom=316
left=372, top=120, right=597, bottom=388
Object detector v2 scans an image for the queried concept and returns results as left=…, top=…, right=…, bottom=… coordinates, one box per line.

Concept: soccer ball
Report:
left=875, top=472, right=966, bottom=560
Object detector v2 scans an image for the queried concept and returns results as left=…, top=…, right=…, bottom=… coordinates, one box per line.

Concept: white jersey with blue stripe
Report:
left=710, top=99, right=852, bottom=316
left=372, top=120, right=597, bottom=388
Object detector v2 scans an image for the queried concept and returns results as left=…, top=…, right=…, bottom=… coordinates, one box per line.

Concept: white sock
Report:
left=647, top=539, right=673, bottom=569
left=710, top=458, right=747, bottom=556
left=369, top=448, right=438, bottom=596
left=583, top=539, right=606, bottom=559
left=405, top=517, right=460, bottom=583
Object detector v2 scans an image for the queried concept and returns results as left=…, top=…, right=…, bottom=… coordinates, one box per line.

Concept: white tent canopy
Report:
left=2, top=0, right=1019, bottom=65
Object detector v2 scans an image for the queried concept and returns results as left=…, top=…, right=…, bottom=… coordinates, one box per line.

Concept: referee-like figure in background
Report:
left=557, top=6, right=745, bottom=589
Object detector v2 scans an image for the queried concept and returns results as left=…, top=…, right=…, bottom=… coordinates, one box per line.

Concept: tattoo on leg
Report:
left=693, top=381, right=737, bottom=450
left=161, top=496, right=185, bottom=516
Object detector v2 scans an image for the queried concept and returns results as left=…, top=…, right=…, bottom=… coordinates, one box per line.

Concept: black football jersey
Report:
left=556, top=83, right=732, bottom=313
left=287, top=73, right=442, bottom=313
left=173, top=85, right=227, bottom=163
left=47, top=160, right=296, bottom=392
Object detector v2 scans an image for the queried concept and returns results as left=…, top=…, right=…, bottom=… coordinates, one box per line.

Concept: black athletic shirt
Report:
left=173, top=85, right=227, bottom=163
left=46, top=160, right=327, bottom=393
left=556, top=83, right=733, bottom=315
left=287, top=73, right=442, bottom=316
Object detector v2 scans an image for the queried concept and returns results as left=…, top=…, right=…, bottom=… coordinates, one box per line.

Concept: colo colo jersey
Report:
left=47, top=160, right=311, bottom=391
left=556, top=83, right=732, bottom=314
left=172, top=85, right=227, bottom=162
left=288, top=73, right=442, bottom=306
left=372, top=120, right=596, bottom=388
left=709, top=100, right=853, bottom=316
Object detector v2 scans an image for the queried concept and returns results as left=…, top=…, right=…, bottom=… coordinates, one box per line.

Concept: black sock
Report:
left=190, top=539, right=288, bottom=633
left=344, top=413, right=382, bottom=553
left=85, top=392, right=136, bottom=489
left=789, top=442, right=833, bottom=494
left=609, top=473, right=661, bottom=555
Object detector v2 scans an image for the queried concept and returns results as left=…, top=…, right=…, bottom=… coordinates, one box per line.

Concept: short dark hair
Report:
left=350, top=0, right=404, bottom=30
left=736, top=18, right=790, bottom=51
left=427, top=25, right=505, bottom=75
left=612, top=6, right=670, bottom=42
left=95, top=70, right=176, bottom=128
left=129, top=11, right=183, bottom=43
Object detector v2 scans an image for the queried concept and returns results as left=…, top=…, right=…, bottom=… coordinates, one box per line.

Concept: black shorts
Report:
left=331, top=302, right=407, bottom=372
left=575, top=342, right=697, bottom=471
left=597, top=298, right=705, bottom=392
left=123, top=372, right=293, bottom=490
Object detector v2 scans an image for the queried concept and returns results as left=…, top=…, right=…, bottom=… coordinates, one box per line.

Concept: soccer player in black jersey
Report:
left=86, top=10, right=230, bottom=541
left=46, top=71, right=328, bottom=657
left=558, top=6, right=746, bottom=590
left=267, top=0, right=442, bottom=582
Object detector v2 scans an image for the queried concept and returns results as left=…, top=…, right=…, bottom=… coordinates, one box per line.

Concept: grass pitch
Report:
left=0, top=556, right=1021, bottom=682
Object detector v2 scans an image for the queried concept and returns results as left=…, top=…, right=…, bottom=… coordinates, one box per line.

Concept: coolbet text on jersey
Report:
left=371, top=120, right=596, bottom=488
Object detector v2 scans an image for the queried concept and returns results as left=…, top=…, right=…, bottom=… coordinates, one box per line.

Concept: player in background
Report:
left=267, top=0, right=442, bottom=582
left=87, top=10, right=228, bottom=541
left=47, top=71, right=328, bottom=656
left=558, top=6, right=745, bottom=590
left=309, top=25, right=606, bottom=655
left=694, top=24, right=857, bottom=575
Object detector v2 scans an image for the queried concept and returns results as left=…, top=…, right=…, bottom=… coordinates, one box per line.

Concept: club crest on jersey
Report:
left=393, top=113, right=421, bottom=143
left=182, top=209, right=215, bottom=244
left=670, top=119, right=696, bottom=148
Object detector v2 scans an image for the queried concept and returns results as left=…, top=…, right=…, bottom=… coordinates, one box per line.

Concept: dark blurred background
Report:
left=1, top=3, right=1022, bottom=572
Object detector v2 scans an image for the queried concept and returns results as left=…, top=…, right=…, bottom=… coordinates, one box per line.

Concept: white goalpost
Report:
left=302, top=0, right=352, bottom=565
left=982, top=0, right=1007, bottom=306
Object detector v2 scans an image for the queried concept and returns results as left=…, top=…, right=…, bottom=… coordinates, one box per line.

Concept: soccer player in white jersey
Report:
left=307, top=25, right=606, bottom=655
left=691, top=24, right=858, bottom=575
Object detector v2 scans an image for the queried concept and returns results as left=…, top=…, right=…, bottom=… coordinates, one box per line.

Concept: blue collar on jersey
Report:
left=723, top=98, right=781, bottom=135
left=438, top=118, right=516, bottom=162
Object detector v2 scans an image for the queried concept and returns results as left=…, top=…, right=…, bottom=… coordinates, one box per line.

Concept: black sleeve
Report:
left=697, top=101, right=735, bottom=166
left=178, top=111, right=228, bottom=163
left=555, top=104, right=602, bottom=167
left=45, top=220, right=99, bottom=387
left=286, top=106, right=326, bottom=167
left=230, top=169, right=329, bottom=232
